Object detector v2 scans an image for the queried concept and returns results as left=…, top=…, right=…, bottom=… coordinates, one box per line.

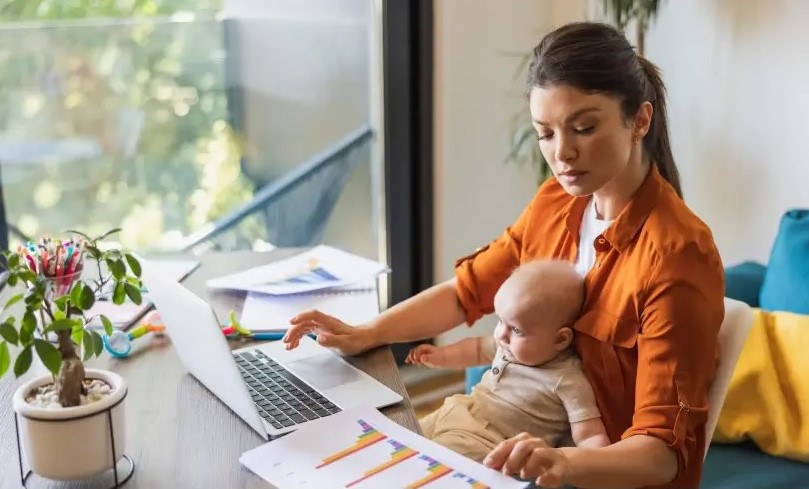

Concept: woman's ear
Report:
left=554, top=326, right=573, bottom=351
left=633, top=101, right=653, bottom=141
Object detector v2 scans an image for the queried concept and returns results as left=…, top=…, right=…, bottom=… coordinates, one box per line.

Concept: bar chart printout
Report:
left=239, top=407, right=527, bottom=489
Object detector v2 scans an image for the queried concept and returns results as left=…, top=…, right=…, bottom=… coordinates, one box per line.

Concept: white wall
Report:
left=433, top=0, right=585, bottom=344
left=645, top=0, right=809, bottom=265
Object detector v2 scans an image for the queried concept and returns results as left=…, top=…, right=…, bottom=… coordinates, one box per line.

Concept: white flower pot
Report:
left=12, top=368, right=128, bottom=481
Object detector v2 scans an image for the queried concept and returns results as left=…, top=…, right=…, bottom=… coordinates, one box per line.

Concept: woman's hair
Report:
left=527, top=22, right=682, bottom=198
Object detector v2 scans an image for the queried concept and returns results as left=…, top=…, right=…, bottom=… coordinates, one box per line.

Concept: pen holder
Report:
left=42, top=269, right=84, bottom=301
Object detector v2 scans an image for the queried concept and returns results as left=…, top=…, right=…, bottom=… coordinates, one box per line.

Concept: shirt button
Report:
left=597, top=237, right=606, bottom=244
left=492, top=367, right=500, bottom=375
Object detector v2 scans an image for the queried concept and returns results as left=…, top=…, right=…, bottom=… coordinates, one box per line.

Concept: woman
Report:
left=283, top=22, right=724, bottom=489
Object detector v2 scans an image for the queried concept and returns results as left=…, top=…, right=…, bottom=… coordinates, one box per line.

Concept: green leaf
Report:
left=47, top=319, right=75, bottom=332
left=0, top=341, right=10, bottom=377
left=34, top=339, right=61, bottom=375
left=19, top=270, right=36, bottom=283
left=125, top=253, right=142, bottom=277
left=70, top=282, right=84, bottom=308
left=95, top=227, right=122, bottom=242
left=0, top=319, right=18, bottom=345
left=92, top=330, right=104, bottom=357
left=21, top=311, right=37, bottom=343
left=79, top=284, right=95, bottom=310
left=112, top=282, right=126, bottom=305
left=72, top=327, right=85, bottom=348
left=3, top=293, right=23, bottom=313
left=54, top=296, right=70, bottom=312
left=7, top=253, right=20, bottom=269
left=124, top=283, right=142, bottom=305
left=66, top=229, right=93, bottom=241
left=83, top=330, right=95, bottom=361
left=7, top=274, right=17, bottom=287
left=100, top=315, right=114, bottom=336
left=108, top=259, right=126, bottom=280
left=13, top=345, right=32, bottom=377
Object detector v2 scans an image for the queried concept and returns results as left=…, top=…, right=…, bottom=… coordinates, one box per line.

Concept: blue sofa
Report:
left=465, top=209, right=809, bottom=488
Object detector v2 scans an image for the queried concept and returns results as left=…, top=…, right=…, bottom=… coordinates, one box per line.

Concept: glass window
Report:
left=0, top=0, right=384, bottom=263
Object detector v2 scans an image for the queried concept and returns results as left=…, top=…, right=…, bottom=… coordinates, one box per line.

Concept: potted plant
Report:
left=505, top=0, right=665, bottom=185
left=0, top=228, right=143, bottom=482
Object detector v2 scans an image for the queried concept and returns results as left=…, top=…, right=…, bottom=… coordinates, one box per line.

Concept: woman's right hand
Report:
left=282, top=310, right=377, bottom=356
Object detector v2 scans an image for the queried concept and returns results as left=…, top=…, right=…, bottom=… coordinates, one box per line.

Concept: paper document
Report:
left=206, top=245, right=389, bottom=295
left=240, top=284, right=379, bottom=333
left=239, top=406, right=527, bottom=489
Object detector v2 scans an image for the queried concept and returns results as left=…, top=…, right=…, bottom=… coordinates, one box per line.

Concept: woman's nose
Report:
left=554, top=134, right=577, bottom=163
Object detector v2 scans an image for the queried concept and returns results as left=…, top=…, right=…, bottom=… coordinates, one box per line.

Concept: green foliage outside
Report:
left=0, top=0, right=257, bottom=251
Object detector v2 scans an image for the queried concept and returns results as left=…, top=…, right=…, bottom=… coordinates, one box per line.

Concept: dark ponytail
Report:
left=636, top=56, right=681, bottom=198
left=528, top=22, right=683, bottom=198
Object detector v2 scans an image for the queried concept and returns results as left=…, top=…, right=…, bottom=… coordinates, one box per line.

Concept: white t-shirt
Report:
left=574, top=197, right=613, bottom=276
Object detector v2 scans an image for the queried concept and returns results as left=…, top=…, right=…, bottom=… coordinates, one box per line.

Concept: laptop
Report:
left=139, top=258, right=403, bottom=440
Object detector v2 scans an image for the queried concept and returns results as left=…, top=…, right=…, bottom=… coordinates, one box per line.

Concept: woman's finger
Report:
left=501, top=438, right=541, bottom=476
left=483, top=432, right=531, bottom=470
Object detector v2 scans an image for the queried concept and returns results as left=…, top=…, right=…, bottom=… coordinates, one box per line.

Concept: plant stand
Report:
left=13, top=395, right=135, bottom=489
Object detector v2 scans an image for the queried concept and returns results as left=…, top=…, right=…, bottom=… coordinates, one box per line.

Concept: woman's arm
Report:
left=284, top=197, right=537, bottom=355
left=484, top=433, right=676, bottom=489
left=368, top=279, right=467, bottom=347
left=560, top=435, right=677, bottom=487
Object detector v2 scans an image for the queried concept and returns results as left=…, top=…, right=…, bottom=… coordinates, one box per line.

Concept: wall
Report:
left=645, top=0, right=809, bottom=264
left=433, top=0, right=585, bottom=345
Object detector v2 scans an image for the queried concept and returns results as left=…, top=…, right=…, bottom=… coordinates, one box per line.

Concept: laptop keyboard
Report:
left=234, top=350, right=342, bottom=430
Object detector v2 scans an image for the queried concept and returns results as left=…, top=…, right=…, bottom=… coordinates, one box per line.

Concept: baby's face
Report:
left=493, top=298, right=568, bottom=366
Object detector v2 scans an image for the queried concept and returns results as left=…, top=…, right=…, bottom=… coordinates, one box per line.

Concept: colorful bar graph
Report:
left=345, top=439, right=419, bottom=487
left=317, top=420, right=387, bottom=468
left=405, top=455, right=453, bottom=488
left=451, top=471, right=490, bottom=489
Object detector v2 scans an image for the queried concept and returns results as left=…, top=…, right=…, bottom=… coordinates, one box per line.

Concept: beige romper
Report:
left=419, top=337, right=602, bottom=463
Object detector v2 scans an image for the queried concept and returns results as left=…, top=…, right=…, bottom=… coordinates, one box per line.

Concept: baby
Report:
left=406, top=259, right=610, bottom=463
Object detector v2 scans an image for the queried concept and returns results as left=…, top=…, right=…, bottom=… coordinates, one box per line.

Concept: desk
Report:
left=0, top=250, right=419, bottom=488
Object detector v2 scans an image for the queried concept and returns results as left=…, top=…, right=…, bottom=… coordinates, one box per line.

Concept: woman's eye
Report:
left=536, top=132, right=553, bottom=141
left=509, top=326, right=522, bottom=336
left=574, top=126, right=595, bottom=135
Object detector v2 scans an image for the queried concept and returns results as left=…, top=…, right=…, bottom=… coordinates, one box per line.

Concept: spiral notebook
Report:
left=238, top=280, right=380, bottom=333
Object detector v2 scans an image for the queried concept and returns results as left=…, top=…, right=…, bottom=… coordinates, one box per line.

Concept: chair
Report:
left=704, top=297, right=754, bottom=459
left=178, top=126, right=373, bottom=253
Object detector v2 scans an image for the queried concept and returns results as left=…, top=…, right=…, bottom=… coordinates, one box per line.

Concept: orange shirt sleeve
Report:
left=622, top=243, right=725, bottom=476
left=453, top=200, right=534, bottom=326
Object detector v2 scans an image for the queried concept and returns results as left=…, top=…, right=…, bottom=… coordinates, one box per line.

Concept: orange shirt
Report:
left=454, top=165, right=725, bottom=488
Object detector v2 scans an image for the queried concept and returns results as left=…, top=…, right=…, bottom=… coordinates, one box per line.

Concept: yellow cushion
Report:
left=714, top=308, right=809, bottom=462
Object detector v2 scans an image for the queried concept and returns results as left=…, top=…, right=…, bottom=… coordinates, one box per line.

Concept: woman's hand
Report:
left=483, top=433, right=569, bottom=488
left=405, top=344, right=446, bottom=367
left=282, top=310, right=377, bottom=356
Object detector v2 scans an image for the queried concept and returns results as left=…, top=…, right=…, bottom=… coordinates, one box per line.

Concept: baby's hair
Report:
left=502, top=260, right=585, bottom=328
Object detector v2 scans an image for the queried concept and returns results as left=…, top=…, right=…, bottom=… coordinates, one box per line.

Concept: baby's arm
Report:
left=571, top=417, right=610, bottom=448
left=405, top=336, right=494, bottom=368
left=556, top=359, right=611, bottom=449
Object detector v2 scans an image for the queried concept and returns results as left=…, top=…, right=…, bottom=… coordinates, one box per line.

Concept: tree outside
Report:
left=0, top=0, right=258, bottom=252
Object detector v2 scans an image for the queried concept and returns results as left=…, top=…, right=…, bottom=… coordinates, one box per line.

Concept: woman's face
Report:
left=529, top=84, right=650, bottom=196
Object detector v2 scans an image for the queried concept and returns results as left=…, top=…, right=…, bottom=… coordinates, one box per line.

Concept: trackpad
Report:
left=286, top=354, right=364, bottom=390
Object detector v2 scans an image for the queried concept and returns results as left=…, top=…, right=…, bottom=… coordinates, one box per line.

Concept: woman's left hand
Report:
left=483, top=432, right=569, bottom=488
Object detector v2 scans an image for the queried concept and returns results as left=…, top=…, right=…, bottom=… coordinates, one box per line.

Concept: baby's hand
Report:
left=405, top=344, right=445, bottom=367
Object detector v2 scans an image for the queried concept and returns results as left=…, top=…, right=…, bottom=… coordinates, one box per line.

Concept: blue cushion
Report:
left=725, top=261, right=767, bottom=307
left=465, top=366, right=491, bottom=394
left=703, top=442, right=809, bottom=489
left=760, top=209, right=809, bottom=314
